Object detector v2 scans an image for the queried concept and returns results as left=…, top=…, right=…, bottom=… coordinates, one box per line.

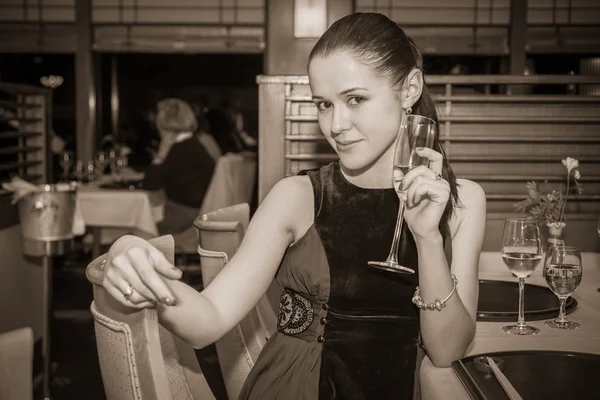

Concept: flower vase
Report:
left=546, top=222, right=566, bottom=248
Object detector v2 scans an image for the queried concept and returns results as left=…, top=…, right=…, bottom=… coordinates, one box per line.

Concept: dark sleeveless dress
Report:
left=238, top=162, right=422, bottom=400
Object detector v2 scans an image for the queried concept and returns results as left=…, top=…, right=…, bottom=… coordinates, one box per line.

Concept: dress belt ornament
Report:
left=277, top=288, right=314, bottom=335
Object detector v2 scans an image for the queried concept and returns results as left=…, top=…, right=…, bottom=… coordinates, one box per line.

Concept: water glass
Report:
left=544, top=245, right=583, bottom=329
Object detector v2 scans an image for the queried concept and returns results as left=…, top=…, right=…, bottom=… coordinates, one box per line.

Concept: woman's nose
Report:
left=330, top=107, right=352, bottom=136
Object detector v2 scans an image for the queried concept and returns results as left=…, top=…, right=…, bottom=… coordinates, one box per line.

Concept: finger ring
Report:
left=124, top=284, right=134, bottom=299
left=435, top=173, right=443, bottom=180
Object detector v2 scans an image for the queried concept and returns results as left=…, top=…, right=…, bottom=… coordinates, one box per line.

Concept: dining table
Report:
left=420, top=251, right=600, bottom=400
left=76, top=170, right=164, bottom=258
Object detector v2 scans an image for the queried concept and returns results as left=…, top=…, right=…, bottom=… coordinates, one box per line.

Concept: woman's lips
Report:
left=335, top=140, right=361, bottom=152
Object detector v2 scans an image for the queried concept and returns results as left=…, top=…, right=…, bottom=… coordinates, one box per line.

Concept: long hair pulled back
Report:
left=308, top=12, right=460, bottom=239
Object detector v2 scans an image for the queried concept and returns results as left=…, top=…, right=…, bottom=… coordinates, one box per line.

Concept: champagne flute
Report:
left=544, top=245, right=583, bottom=329
left=367, top=114, right=436, bottom=274
left=501, top=217, right=543, bottom=335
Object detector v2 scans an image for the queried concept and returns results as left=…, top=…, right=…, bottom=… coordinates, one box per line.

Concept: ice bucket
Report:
left=18, top=182, right=78, bottom=242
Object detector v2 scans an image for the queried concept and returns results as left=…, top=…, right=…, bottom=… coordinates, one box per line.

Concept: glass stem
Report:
left=385, top=199, right=406, bottom=264
left=517, top=278, right=526, bottom=327
left=556, top=297, right=568, bottom=323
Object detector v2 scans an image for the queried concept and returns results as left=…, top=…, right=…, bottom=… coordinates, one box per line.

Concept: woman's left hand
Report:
left=397, top=147, right=450, bottom=240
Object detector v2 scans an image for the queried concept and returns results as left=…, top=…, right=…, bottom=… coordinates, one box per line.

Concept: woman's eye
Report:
left=315, top=102, right=331, bottom=112
left=348, top=96, right=364, bottom=106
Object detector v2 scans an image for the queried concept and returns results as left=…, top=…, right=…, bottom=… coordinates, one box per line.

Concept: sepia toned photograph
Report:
left=0, top=1, right=599, bottom=399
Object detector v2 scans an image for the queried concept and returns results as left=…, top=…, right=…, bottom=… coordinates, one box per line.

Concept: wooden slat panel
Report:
left=0, top=99, right=41, bottom=109
left=462, top=174, right=600, bottom=182
left=257, top=82, right=286, bottom=202
left=448, top=155, right=600, bottom=162
left=434, top=95, right=600, bottom=103
left=438, top=122, right=600, bottom=137
left=1, top=84, right=50, bottom=190
left=441, top=116, right=600, bottom=122
left=0, top=131, right=42, bottom=139
left=441, top=136, right=600, bottom=143
left=0, top=160, right=42, bottom=172
left=0, top=146, right=43, bottom=156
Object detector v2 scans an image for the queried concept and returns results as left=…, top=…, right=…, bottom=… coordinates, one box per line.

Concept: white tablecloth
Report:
left=420, top=252, right=600, bottom=400
left=76, top=172, right=164, bottom=250
left=78, top=186, right=161, bottom=238
left=199, top=152, right=257, bottom=215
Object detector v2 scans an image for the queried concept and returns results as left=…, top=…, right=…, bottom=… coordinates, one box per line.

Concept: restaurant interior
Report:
left=1, top=0, right=599, bottom=399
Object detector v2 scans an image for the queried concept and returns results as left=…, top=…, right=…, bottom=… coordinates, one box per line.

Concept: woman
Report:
left=142, top=98, right=215, bottom=235
left=104, top=13, right=485, bottom=399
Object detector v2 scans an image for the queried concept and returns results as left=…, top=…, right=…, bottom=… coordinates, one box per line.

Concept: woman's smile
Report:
left=335, top=139, right=362, bottom=152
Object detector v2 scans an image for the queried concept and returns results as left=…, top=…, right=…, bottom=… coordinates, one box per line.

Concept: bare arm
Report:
left=104, top=175, right=314, bottom=349
left=417, top=179, right=485, bottom=367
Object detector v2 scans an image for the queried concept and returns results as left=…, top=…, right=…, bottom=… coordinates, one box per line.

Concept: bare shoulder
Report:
left=449, top=179, right=487, bottom=236
left=265, top=175, right=313, bottom=207
left=456, top=178, right=486, bottom=208
left=253, top=175, right=314, bottom=244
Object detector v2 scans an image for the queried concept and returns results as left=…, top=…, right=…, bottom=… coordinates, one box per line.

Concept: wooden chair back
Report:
left=86, top=235, right=215, bottom=400
left=194, top=203, right=279, bottom=400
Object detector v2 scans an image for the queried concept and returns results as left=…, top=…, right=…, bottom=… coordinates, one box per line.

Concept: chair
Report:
left=0, top=326, right=34, bottom=400
left=195, top=203, right=280, bottom=400
left=86, top=235, right=216, bottom=400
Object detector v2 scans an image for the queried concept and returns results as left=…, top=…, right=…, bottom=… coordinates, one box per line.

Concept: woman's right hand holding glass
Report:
left=102, top=236, right=183, bottom=309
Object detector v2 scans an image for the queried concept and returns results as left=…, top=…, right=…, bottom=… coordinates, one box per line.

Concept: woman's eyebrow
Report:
left=339, top=87, right=367, bottom=95
left=312, top=87, right=367, bottom=101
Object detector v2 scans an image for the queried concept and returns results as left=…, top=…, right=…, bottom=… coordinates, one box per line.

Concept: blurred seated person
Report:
left=142, top=98, right=215, bottom=235
left=224, top=97, right=258, bottom=149
left=206, top=102, right=245, bottom=155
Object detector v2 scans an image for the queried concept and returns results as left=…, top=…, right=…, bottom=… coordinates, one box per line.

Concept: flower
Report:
left=562, top=157, right=579, bottom=173
left=514, top=157, right=583, bottom=225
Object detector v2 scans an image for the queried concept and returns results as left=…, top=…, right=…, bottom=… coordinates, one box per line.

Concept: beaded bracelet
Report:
left=412, top=274, right=458, bottom=311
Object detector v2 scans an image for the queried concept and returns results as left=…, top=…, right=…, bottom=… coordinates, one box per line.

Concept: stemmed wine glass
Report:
left=544, top=245, right=583, bottom=329
left=95, top=151, right=108, bottom=176
left=367, top=114, right=436, bottom=274
left=59, top=151, right=74, bottom=182
left=501, top=217, right=543, bottom=335
left=73, top=160, right=87, bottom=183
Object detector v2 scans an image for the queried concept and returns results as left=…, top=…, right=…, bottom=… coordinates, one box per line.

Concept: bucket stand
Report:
left=42, top=251, right=52, bottom=400
left=17, top=182, right=78, bottom=400
left=23, top=239, right=72, bottom=400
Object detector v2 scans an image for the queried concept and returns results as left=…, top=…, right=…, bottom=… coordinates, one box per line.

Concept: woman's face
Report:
left=308, top=51, right=404, bottom=172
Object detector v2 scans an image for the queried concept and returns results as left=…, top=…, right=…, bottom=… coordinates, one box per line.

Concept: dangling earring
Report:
left=405, top=107, right=412, bottom=115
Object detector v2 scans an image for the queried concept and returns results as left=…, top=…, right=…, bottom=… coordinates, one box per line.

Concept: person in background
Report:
left=142, top=98, right=215, bottom=235
left=224, top=97, right=258, bottom=149
left=101, top=12, right=485, bottom=399
left=191, top=96, right=222, bottom=162
left=206, top=100, right=244, bottom=155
